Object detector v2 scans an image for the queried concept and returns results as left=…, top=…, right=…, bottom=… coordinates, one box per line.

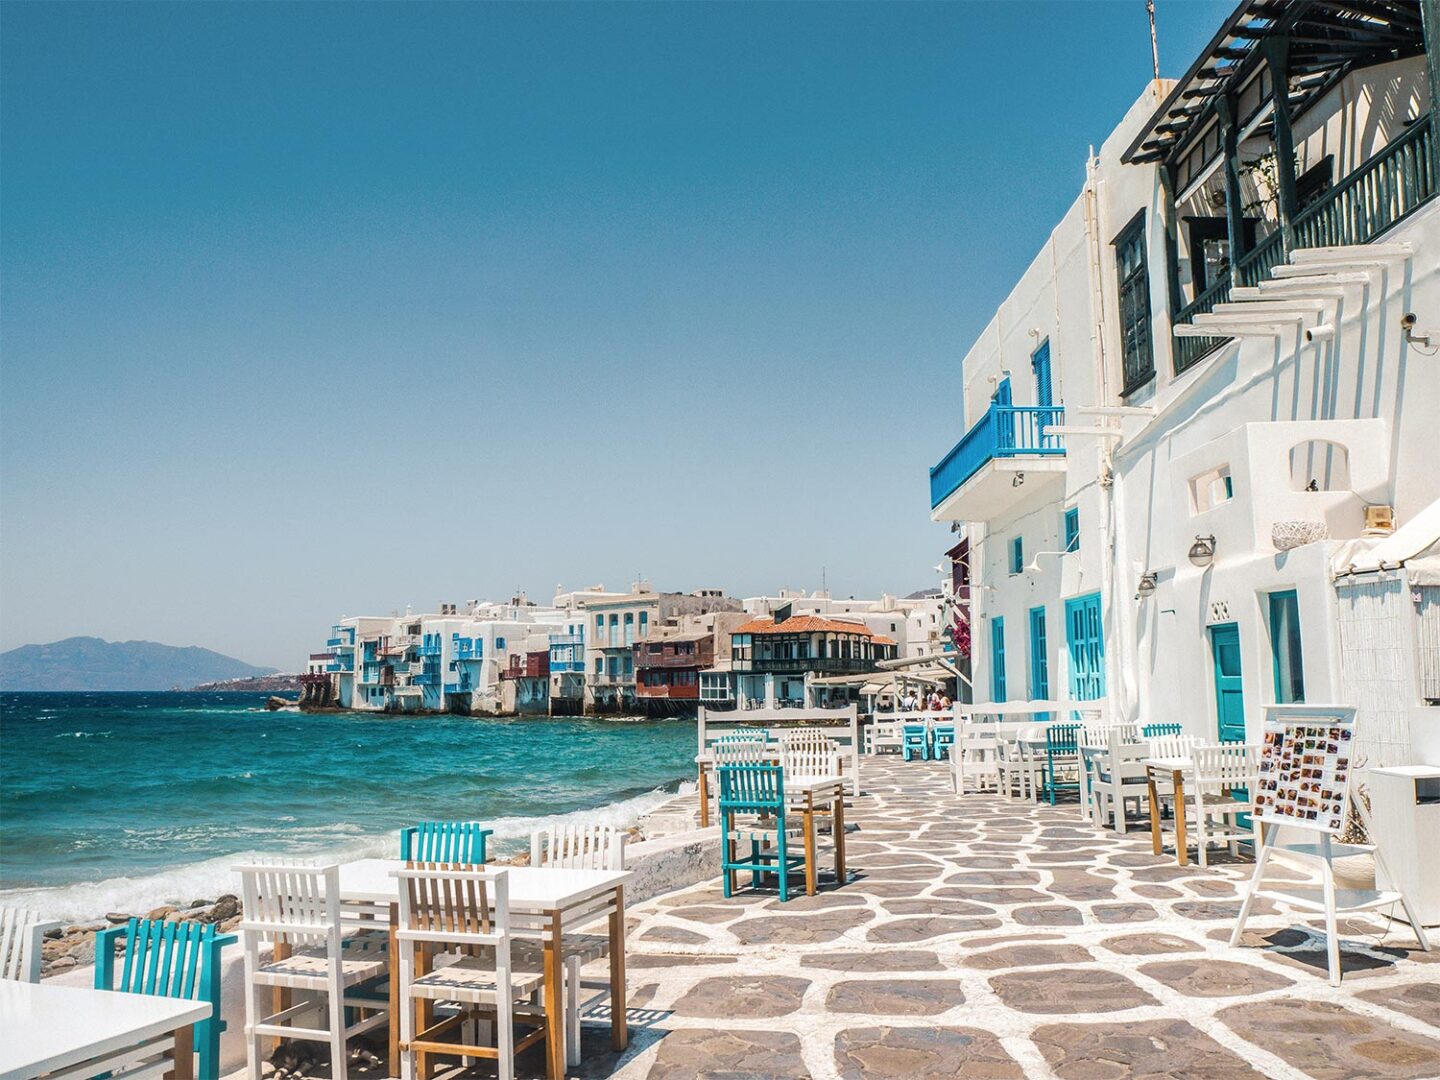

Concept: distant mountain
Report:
left=0, top=636, right=278, bottom=691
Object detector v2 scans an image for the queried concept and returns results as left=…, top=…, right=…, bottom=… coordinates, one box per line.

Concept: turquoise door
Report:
left=1209, top=623, right=1246, bottom=742
left=1029, top=606, right=1050, bottom=719
left=1031, top=340, right=1053, bottom=408
left=1065, top=593, right=1105, bottom=707
left=991, top=617, right=1007, bottom=702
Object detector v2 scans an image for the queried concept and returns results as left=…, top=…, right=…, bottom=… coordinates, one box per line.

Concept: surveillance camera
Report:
left=1402, top=312, right=1418, bottom=329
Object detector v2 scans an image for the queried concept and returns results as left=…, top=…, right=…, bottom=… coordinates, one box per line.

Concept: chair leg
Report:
left=198, top=1019, right=219, bottom=1080
left=777, top=832, right=789, bottom=903
left=751, top=839, right=762, bottom=888
left=565, top=956, right=581, bottom=1068
left=328, top=979, right=348, bottom=1080
left=1194, top=800, right=1209, bottom=868
left=243, top=969, right=261, bottom=1080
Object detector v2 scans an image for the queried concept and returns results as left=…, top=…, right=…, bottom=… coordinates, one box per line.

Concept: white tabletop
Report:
left=337, top=859, right=632, bottom=911
left=1142, top=756, right=1193, bottom=771
left=786, top=774, right=846, bottom=796
left=0, top=981, right=211, bottom=1080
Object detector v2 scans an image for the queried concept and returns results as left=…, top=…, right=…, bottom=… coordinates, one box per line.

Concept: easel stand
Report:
left=1230, top=802, right=1431, bottom=986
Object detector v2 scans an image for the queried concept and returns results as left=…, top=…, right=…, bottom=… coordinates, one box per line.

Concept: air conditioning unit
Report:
left=1364, top=505, right=1396, bottom=535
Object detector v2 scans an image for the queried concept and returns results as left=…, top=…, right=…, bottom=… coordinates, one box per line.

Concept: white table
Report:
left=0, top=981, right=210, bottom=1080
left=1143, top=755, right=1194, bottom=865
left=337, top=859, right=632, bottom=1080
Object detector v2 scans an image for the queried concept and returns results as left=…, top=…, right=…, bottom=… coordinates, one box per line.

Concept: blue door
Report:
left=991, top=617, right=1007, bottom=702
left=1065, top=593, right=1105, bottom=707
left=1032, top=340, right=1053, bottom=408
left=1209, top=623, right=1246, bottom=742
left=1029, top=606, right=1050, bottom=718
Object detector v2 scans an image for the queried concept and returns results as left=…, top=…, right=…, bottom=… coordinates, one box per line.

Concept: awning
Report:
left=1331, top=498, right=1440, bottom=580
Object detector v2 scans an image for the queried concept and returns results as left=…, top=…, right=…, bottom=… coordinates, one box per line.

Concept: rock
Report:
left=187, top=899, right=211, bottom=909
left=62, top=921, right=105, bottom=935
left=145, top=905, right=176, bottom=921
left=210, top=895, right=240, bottom=922
left=46, top=955, right=78, bottom=973
left=218, top=915, right=242, bottom=932
left=41, top=939, right=72, bottom=960
left=104, top=912, right=131, bottom=925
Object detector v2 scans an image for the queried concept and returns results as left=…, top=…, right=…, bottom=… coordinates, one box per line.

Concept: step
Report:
left=1290, top=242, right=1412, bottom=262
left=1212, top=299, right=1330, bottom=315
left=1255, top=885, right=1404, bottom=914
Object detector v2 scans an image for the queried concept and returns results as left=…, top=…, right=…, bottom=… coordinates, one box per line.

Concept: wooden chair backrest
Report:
left=1143, top=722, right=1184, bottom=739
left=102, top=918, right=219, bottom=1001
left=0, top=906, right=52, bottom=983
left=400, top=821, right=493, bottom=865
left=1148, top=734, right=1200, bottom=760
left=236, top=860, right=340, bottom=949
left=531, top=823, right=625, bottom=871
left=1192, top=743, right=1259, bottom=790
left=395, top=865, right=508, bottom=948
left=1046, top=724, right=1081, bottom=752
left=713, top=737, right=770, bottom=765
left=781, top=739, right=839, bottom=779
left=717, top=763, right=784, bottom=814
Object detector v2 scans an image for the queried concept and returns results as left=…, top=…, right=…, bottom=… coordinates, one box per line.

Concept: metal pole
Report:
left=1147, top=0, right=1160, bottom=81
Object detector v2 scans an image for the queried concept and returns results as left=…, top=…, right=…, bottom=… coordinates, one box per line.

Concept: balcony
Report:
left=929, top=404, right=1065, bottom=523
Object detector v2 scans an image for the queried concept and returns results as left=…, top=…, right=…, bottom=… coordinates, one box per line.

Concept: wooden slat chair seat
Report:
left=395, top=865, right=546, bottom=1080
left=237, top=861, right=389, bottom=1080
left=1, top=906, right=61, bottom=984
left=1143, top=722, right=1184, bottom=738
left=400, top=821, right=493, bottom=865
left=529, top=823, right=624, bottom=1067
left=95, top=917, right=236, bottom=1080
left=718, top=763, right=806, bottom=902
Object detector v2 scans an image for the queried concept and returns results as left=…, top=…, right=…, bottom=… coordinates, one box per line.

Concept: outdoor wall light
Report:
left=1012, top=473, right=1025, bottom=488
left=1189, top=535, right=1217, bottom=568
left=1135, top=572, right=1158, bottom=599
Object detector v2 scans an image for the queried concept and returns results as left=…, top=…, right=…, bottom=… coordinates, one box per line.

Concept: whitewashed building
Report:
left=930, top=0, right=1440, bottom=766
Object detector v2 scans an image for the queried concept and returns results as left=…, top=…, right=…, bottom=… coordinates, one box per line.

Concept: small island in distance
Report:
left=0, top=636, right=281, bottom=692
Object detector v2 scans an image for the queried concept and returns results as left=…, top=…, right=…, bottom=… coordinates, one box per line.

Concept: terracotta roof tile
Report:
left=733, top=615, right=876, bottom=637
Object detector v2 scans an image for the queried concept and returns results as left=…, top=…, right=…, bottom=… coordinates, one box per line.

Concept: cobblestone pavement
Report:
left=554, top=757, right=1440, bottom=1080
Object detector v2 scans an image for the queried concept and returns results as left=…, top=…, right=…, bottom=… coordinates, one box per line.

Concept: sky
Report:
left=0, top=1, right=1234, bottom=669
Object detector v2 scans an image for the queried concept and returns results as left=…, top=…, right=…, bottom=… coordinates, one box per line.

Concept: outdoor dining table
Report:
left=1143, top=755, right=1193, bottom=865
left=697, top=744, right=848, bottom=827
left=0, top=980, right=210, bottom=1080
left=334, top=858, right=632, bottom=1080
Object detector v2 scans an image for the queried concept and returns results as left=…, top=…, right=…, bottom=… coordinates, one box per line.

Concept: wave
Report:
left=53, top=731, right=113, bottom=739
left=0, top=784, right=688, bottom=924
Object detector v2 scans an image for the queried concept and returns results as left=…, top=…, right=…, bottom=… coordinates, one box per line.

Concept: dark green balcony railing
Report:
left=1233, top=228, right=1287, bottom=289
left=1292, top=118, right=1435, bottom=250
left=1172, top=273, right=1234, bottom=375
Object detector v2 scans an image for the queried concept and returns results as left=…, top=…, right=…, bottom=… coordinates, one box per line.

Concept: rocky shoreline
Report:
left=42, top=894, right=243, bottom=978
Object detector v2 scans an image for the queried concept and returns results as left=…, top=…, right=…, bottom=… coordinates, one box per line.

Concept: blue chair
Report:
left=1142, top=723, right=1182, bottom=739
left=96, top=918, right=235, bottom=1080
left=1042, top=723, right=1082, bottom=805
left=901, top=723, right=930, bottom=761
left=718, top=763, right=805, bottom=902
left=931, top=723, right=956, bottom=760
left=400, top=820, right=493, bottom=864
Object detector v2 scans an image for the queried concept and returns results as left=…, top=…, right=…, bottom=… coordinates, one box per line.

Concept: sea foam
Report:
left=0, top=784, right=688, bottom=924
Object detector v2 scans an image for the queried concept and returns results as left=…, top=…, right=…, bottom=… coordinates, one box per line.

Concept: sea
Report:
left=0, top=692, right=697, bottom=922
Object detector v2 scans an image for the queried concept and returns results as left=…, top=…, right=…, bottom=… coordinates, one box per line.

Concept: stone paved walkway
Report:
left=562, top=757, right=1440, bottom=1080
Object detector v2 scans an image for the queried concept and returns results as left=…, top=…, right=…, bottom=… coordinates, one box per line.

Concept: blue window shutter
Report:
left=1064, top=508, right=1080, bottom=552
left=1032, top=340, right=1053, bottom=408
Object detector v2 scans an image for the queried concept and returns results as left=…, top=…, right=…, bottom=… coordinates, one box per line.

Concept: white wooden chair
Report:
left=995, top=725, right=1046, bottom=800
left=780, top=732, right=841, bottom=779
left=952, top=723, right=1001, bottom=794
left=1086, top=728, right=1152, bottom=832
left=867, top=719, right=904, bottom=755
left=1189, top=743, right=1261, bottom=867
left=712, top=736, right=770, bottom=765
left=0, top=906, right=60, bottom=982
left=529, top=824, right=624, bottom=1066
left=236, top=861, right=389, bottom=1080
left=394, top=865, right=546, bottom=1080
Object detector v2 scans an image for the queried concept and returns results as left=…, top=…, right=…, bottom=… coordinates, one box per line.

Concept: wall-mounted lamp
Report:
left=1402, top=312, right=1433, bottom=348
left=1189, top=535, right=1217, bottom=568
left=1135, top=572, right=1158, bottom=599
left=1012, top=473, right=1026, bottom=488
left=1024, top=552, right=1067, bottom=574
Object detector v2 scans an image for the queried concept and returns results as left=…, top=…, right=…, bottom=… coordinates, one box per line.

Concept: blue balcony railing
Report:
left=930, top=404, right=1065, bottom=509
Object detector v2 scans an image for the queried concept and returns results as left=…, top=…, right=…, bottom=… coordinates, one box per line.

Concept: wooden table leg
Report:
left=543, top=910, right=564, bottom=1080
left=1172, top=770, right=1189, bottom=867
left=168, top=1023, right=194, bottom=1080
left=802, top=793, right=817, bottom=897
left=833, top=787, right=847, bottom=884
left=697, top=766, right=710, bottom=828
left=1147, top=771, right=1163, bottom=855
left=609, top=885, right=628, bottom=1052
left=388, top=903, right=400, bottom=1074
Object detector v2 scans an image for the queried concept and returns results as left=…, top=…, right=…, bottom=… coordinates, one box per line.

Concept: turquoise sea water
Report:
left=0, top=692, right=696, bottom=921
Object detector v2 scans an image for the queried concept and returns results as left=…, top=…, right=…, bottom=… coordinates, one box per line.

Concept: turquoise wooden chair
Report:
left=1142, top=722, right=1183, bottom=738
left=400, top=820, right=493, bottom=864
left=1042, top=723, right=1082, bottom=805
left=901, top=723, right=930, bottom=761
left=932, top=723, right=956, bottom=760
left=718, top=762, right=805, bottom=902
left=96, top=917, right=235, bottom=1080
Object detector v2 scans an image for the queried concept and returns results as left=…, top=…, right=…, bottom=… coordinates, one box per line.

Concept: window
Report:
left=1114, top=213, right=1154, bottom=393
left=1190, top=465, right=1234, bottom=513
left=1269, top=590, right=1305, bottom=703
left=1064, top=508, right=1080, bottom=552
left=1010, top=536, right=1024, bottom=575
left=1031, top=339, right=1053, bottom=408
left=991, top=617, right=1007, bottom=701
left=639, top=611, right=648, bottom=636
left=495, top=637, right=506, bottom=650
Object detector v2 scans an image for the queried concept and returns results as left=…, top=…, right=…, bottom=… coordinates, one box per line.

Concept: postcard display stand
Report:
left=1230, top=704, right=1430, bottom=985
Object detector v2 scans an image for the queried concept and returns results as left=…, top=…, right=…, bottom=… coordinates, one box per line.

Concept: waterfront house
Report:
left=729, top=612, right=899, bottom=708
left=930, top=0, right=1440, bottom=764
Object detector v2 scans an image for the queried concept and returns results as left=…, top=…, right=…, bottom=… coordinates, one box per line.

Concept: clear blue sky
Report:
left=1, top=1, right=1233, bottom=669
